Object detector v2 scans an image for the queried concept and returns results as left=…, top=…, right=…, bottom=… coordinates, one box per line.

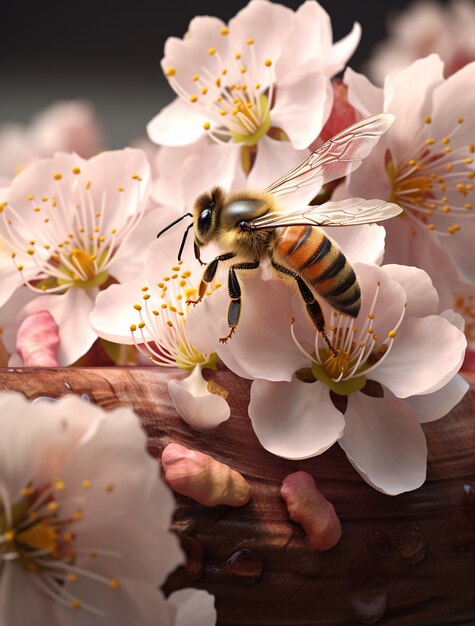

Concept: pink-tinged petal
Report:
left=440, top=308, right=465, bottom=332
left=319, top=80, right=357, bottom=144
left=247, top=136, right=309, bottom=200
left=280, top=472, right=341, bottom=551
left=16, top=310, right=59, bottom=366
left=182, top=143, right=242, bottom=207
left=0, top=265, right=32, bottom=308
left=82, top=148, right=150, bottom=230
left=61, top=578, right=174, bottom=626
left=384, top=54, right=445, bottom=165
left=344, top=68, right=384, bottom=117
left=0, top=286, right=37, bottom=352
left=249, top=378, right=344, bottom=460
left=147, top=98, right=206, bottom=147
left=275, top=1, right=332, bottom=77
left=168, top=589, right=217, bottom=626
left=229, top=0, right=293, bottom=71
left=90, top=279, right=146, bottom=344
left=152, top=144, right=197, bottom=208
left=382, top=264, right=439, bottom=317
left=371, top=316, right=467, bottom=397
left=340, top=393, right=427, bottom=495
left=324, top=224, right=386, bottom=265
left=271, top=65, right=331, bottom=149
left=431, top=61, right=475, bottom=139
left=406, top=374, right=469, bottom=423
left=167, top=366, right=230, bottom=432
left=108, top=207, right=162, bottom=284
left=162, top=443, right=250, bottom=506
left=434, top=219, right=475, bottom=288
left=0, top=563, right=57, bottom=626
left=382, top=216, right=460, bottom=310
left=326, top=22, right=362, bottom=76
left=20, top=289, right=97, bottom=366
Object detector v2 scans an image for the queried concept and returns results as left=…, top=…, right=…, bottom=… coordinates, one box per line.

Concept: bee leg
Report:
left=194, top=241, right=205, bottom=266
left=271, top=260, right=337, bottom=356
left=186, top=252, right=235, bottom=306
left=219, top=261, right=260, bottom=343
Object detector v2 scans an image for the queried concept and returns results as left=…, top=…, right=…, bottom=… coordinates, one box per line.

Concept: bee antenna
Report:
left=178, top=223, right=194, bottom=262
left=156, top=213, right=193, bottom=239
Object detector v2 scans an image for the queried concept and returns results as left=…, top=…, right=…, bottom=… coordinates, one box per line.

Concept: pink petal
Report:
left=16, top=310, right=59, bottom=366
left=405, top=374, right=469, bottom=423
left=147, top=98, right=206, bottom=147
left=344, top=68, right=384, bottom=117
left=431, top=61, right=475, bottom=139
left=319, top=80, right=357, bottom=144
left=326, top=22, right=362, bottom=76
left=382, top=264, right=439, bottom=317
left=325, top=223, right=386, bottom=265
left=168, top=589, right=216, bottom=626
left=371, top=316, right=467, bottom=397
left=167, top=367, right=230, bottom=432
left=340, top=393, right=427, bottom=495
left=271, top=65, right=331, bottom=149
left=249, top=378, right=344, bottom=460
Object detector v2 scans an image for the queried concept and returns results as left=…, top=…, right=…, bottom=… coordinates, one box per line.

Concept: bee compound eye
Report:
left=198, top=208, right=212, bottom=232
left=238, top=220, right=250, bottom=231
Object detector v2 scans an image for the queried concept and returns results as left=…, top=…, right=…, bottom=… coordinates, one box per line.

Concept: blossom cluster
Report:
left=0, top=0, right=474, bottom=621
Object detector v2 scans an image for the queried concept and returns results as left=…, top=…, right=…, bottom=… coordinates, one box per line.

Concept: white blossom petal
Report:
left=405, top=374, right=469, bottom=423
left=168, top=589, right=217, bottom=626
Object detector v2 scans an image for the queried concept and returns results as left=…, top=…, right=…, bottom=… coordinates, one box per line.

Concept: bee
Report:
left=157, top=114, right=402, bottom=350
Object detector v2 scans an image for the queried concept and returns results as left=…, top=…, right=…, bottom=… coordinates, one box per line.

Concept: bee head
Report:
left=193, top=187, right=225, bottom=245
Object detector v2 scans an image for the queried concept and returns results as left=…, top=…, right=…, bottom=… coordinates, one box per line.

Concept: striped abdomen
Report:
left=274, top=225, right=361, bottom=317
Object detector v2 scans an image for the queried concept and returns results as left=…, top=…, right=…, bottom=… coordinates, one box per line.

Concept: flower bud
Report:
left=16, top=310, right=60, bottom=367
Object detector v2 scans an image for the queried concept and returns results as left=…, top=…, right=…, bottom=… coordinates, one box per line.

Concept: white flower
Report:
left=90, top=226, right=230, bottom=432
left=0, top=392, right=216, bottom=626
left=148, top=0, right=361, bottom=201
left=0, top=149, right=161, bottom=365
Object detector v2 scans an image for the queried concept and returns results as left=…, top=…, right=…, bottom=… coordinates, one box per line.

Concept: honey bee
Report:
left=157, top=114, right=402, bottom=350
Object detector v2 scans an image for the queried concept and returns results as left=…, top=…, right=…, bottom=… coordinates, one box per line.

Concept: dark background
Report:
left=0, top=0, right=422, bottom=147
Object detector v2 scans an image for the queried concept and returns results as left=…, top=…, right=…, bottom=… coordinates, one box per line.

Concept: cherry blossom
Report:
left=90, top=226, right=230, bottom=432
left=148, top=0, right=361, bottom=201
left=343, top=55, right=475, bottom=307
left=188, top=259, right=467, bottom=495
left=0, top=392, right=216, bottom=626
left=0, top=149, right=161, bottom=365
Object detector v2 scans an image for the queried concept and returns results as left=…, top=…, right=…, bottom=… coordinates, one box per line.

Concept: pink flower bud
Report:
left=319, top=80, right=357, bottom=144
left=161, top=443, right=251, bottom=507
left=280, top=471, right=341, bottom=551
left=16, top=310, right=60, bottom=367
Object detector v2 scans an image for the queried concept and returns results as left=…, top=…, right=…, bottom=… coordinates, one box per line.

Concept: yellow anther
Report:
left=165, top=67, right=176, bottom=77
left=220, top=26, right=229, bottom=35
left=152, top=310, right=159, bottom=316
left=388, top=330, right=397, bottom=339
left=201, top=87, right=208, bottom=95
left=72, top=166, right=81, bottom=175
left=255, top=82, right=261, bottom=89
left=216, top=96, right=223, bottom=103
left=82, top=479, right=92, bottom=489
left=54, top=479, right=65, bottom=491
left=138, top=321, right=145, bottom=329
left=408, top=159, right=416, bottom=166
left=133, top=304, right=142, bottom=311
left=464, top=203, right=472, bottom=209
left=3, top=530, right=16, bottom=542
left=105, top=484, right=115, bottom=493
left=26, top=248, right=35, bottom=256
left=208, top=47, right=216, bottom=55
left=172, top=265, right=180, bottom=271
left=424, top=138, right=435, bottom=145
left=167, top=321, right=173, bottom=328
left=428, top=223, right=436, bottom=230
left=190, top=95, right=198, bottom=103
left=203, top=122, right=211, bottom=130
left=235, top=53, right=241, bottom=59
left=163, top=275, right=170, bottom=281
left=467, top=183, right=474, bottom=190
left=179, top=279, right=187, bottom=287
left=27, top=194, right=34, bottom=201
left=192, top=74, right=199, bottom=82
left=33, top=206, right=41, bottom=212
left=448, top=224, right=460, bottom=234
left=373, top=335, right=378, bottom=341
left=73, top=509, right=84, bottom=521
left=130, top=324, right=137, bottom=332
left=442, top=137, right=450, bottom=144
left=264, top=59, right=272, bottom=67
left=246, top=38, right=254, bottom=45
left=443, top=205, right=451, bottom=213
left=157, top=282, right=165, bottom=288
left=47, top=500, right=59, bottom=512
left=53, top=172, right=62, bottom=180
left=469, top=144, right=475, bottom=153
left=444, top=147, right=452, bottom=154
left=161, top=303, right=167, bottom=309
left=70, top=600, right=81, bottom=610
left=117, top=187, right=124, bottom=192
left=67, top=574, right=78, bottom=583
left=143, top=293, right=150, bottom=301
left=439, top=184, right=446, bottom=191
left=111, top=229, right=117, bottom=234
left=181, top=270, right=191, bottom=278
left=458, top=117, right=464, bottom=124
left=424, top=116, right=432, bottom=124
left=17, top=264, right=24, bottom=271
left=464, top=157, right=473, bottom=164
left=141, top=286, right=149, bottom=291
left=20, top=486, right=34, bottom=496
left=368, top=314, right=375, bottom=320
left=215, top=77, right=221, bottom=87
left=109, top=579, right=120, bottom=589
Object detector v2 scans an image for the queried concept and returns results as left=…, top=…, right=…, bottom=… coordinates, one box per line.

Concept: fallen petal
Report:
left=16, top=310, right=60, bottom=366
left=161, top=443, right=251, bottom=507
left=280, top=471, right=341, bottom=551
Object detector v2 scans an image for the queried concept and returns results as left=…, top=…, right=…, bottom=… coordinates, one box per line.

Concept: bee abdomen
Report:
left=275, top=225, right=361, bottom=318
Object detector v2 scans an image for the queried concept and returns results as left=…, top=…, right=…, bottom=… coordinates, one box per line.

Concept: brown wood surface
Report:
left=0, top=366, right=474, bottom=626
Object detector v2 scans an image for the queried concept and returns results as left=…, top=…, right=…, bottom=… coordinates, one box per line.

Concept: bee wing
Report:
left=247, top=198, right=402, bottom=230
left=264, top=113, right=394, bottom=200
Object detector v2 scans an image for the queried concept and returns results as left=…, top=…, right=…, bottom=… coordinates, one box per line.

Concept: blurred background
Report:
left=0, top=0, right=439, bottom=148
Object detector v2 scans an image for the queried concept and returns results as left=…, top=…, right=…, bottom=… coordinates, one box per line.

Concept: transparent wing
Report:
left=247, top=198, right=402, bottom=230
left=264, top=113, right=394, bottom=200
